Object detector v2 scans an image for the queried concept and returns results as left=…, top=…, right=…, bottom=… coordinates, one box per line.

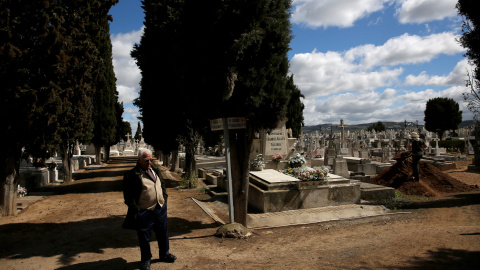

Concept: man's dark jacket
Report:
left=122, top=162, right=168, bottom=230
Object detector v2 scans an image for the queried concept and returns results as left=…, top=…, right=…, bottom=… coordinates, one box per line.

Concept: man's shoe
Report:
left=140, top=260, right=150, bottom=270
left=160, top=253, right=177, bottom=263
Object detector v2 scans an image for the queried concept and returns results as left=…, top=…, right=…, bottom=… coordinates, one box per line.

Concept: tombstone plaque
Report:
left=261, top=119, right=288, bottom=158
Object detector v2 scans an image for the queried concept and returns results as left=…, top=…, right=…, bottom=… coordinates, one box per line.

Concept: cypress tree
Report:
left=91, top=0, right=119, bottom=164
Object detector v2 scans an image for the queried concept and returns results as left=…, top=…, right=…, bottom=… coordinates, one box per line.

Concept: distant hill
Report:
left=301, top=120, right=475, bottom=134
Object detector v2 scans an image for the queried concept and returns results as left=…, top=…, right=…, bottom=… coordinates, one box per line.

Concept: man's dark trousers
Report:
left=136, top=202, right=170, bottom=262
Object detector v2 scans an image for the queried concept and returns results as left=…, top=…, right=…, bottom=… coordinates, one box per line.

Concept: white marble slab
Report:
left=250, top=169, right=346, bottom=184
left=250, top=169, right=299, bottom=183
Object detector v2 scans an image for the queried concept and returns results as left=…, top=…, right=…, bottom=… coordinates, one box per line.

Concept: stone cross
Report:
left=337, top=119, right=348, bottom=148
left=328, top=127, right=334, bottom=149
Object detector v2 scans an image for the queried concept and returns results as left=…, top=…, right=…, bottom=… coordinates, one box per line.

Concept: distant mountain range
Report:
left=301, top=120, right=475, bottom=134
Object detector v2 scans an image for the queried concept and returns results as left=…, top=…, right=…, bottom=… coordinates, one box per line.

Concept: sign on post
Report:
left=210, top=117, right=246, bottom=131
left=210, top=118, right=224, bottom=131
left=209, top=117, right=246, bottom=224
left=227, top=117, right=246, bottom=129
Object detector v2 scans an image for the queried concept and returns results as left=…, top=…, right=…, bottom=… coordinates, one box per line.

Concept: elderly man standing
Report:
left=122, top=148, right=176, bottom=270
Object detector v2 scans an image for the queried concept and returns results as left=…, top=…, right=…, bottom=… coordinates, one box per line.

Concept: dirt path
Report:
left=1, top=157, right=480, bottom=269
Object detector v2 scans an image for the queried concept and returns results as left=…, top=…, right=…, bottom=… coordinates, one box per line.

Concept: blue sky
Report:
left=109, top=0, right=471, bottom=135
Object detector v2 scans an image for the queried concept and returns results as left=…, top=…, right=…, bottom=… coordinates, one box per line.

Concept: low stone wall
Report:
left=19, top=167, right=49, bottom=191
left=248, top=176, right=360, bottom=213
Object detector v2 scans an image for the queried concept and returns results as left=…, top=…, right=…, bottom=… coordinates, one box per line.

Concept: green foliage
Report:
left=115, top=102, right=125, bottom=143
left=367, top=121, right=386, bottom=132
left=122, top=121, right=132, bottom=141
left=424, top=97, right=462, bottom=139
left=457, top=0, right=480, bottom=81
left=179, top=172, right=198, bottom=189
left=1, top=0, right=118, bottom=157
left=134, top=122, right=142, bottom=142
left=457, top=0, right=480, bottom=120
left=131, top=0, right=183, bottom=154
left=223, top=0, right=293, bottom=132
left=285, top=75, right=305, bottom=138
left=91, top=4, right=119, bottom=149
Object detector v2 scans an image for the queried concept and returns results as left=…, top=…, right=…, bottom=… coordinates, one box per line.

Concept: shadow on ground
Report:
left=397, top=192, right=480, bottom=210
left=0, top=215, right=216, bottom=266
left=388, top=248, right=480, bottom=270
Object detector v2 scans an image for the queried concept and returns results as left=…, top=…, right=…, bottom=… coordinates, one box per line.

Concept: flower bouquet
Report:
left=17, top=185, right=27, bottom=197
left=283, top=166, right=329, bottom=181
left=289, top=153, right=306, bottom=168
left=251, top=154, right=265, bottom=171
left=272, top=154, right=283, bottom=164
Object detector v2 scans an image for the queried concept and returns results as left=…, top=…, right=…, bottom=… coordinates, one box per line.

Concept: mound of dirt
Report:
left=371, top=156, right=478, bottom=197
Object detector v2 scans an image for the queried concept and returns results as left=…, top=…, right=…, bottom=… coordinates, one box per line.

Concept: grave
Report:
left=421, top=157, right=456, bottom=171
left=343, top=157, right=377, bottom=176
left=332, top=157, right=349, bottom=178
left=123, top=134, right=135, bottom=156
left=251, top=118, right=296, bottom=168
left=248, top=169, right=360, bottom=213
left=19, top=166, right=49, bottom=191
left=110, top=144, right=120, bottom=156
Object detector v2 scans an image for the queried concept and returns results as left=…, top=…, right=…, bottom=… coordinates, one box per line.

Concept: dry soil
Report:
left=1, top=156, right=479, bottom=270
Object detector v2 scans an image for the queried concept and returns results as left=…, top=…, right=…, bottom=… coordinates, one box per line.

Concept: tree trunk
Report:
left=184, top=145, right=197, bottom=188
left=162, top=153, right=170, bottom=167
left=0, top=148, right=21, bottom=216
left=229, top=126, right=254, bottom=226
left=95, top=145, right=102, bottom=165
left=170, top=149, right=178, bottom=172
left=155, top=149, right=162, bottom=161
left=475, top=121, right=480, bottom=167
left=103, top=146, right=110, bottom=163
left=60, top=143, right=74, bottom=183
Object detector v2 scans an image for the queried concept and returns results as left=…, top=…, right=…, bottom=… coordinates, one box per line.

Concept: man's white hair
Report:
left=138, top=148, right=152, bottom=158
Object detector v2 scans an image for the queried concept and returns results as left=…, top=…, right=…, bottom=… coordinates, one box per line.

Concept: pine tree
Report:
left=424, top=97, right=463, bottom=139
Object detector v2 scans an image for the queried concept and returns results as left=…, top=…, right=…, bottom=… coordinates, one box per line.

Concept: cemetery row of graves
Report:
left=18, top=120, right=477, bottom=218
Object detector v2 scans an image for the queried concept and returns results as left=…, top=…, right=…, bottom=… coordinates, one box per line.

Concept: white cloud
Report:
left=290, top=32, right=463, bottom=100
left=395, top=0, right=458, bottom=24
left=117, top=85, right=138, bottom=104
left=302, top=85, right=471, bottom=126
left=111, top=27, right=144, bottom=57
left=111, top=27, right=144, bottom=106
left=124, top=106, right=139, bottom=114
left=347, top=32, right=464, bottom=68
left=291, top=0, right=387, bottom=29
left=404, top=59, right=470, bottom=86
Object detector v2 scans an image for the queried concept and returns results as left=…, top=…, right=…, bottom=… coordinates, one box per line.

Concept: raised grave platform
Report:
left=196, top=155, right=226, bottom=169
left=248, top=169, right=360, bottom=213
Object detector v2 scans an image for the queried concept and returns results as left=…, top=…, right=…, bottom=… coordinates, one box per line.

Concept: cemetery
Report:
left=5, top=119, right=480, bottom=270
left=177, top=119, right=477, bottom=229
left=17, top=118, right=478, bottom=227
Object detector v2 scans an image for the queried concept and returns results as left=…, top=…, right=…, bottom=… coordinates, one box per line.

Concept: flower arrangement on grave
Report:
left=272, top=154, right=283, bottom=164
left=251, top=154, right=265, bottom=169
left=17, top=185, right=27, bottom=197
left=314, top=153, right=324, bottom=158
left=283, top=166, right=329, bottom=181
left=289, top=153, right=306, bottom=166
